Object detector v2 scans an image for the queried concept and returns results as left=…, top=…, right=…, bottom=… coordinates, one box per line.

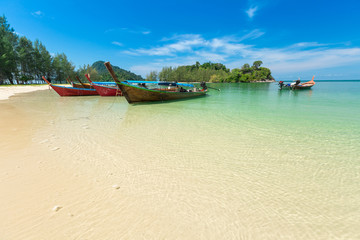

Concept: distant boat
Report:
left=84, top=74, right=122, bottom=96
left=42, top=76, right=99, bottom=96
left=103, top=62, right=208, bottom=103
left=279, top=76, right=315, bottom=90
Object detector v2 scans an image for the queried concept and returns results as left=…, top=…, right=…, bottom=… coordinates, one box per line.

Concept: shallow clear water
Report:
left=4, top=81, right=360, bottom=239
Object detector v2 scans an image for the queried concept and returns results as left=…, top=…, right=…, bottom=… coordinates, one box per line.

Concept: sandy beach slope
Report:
left=0, top=85, right=49, bottom=100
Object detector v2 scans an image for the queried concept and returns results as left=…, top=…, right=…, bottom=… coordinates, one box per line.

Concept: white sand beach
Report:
left=1, top=86, right=359, bottom=239
left=0, top=85, right=49, bottom=100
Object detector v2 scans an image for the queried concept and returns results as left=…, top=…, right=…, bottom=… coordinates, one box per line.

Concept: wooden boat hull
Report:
left=49, top=84, right=99, bottom=96
left=280, top=76, right=315, bottom=90
left=92, top=84, right=123, bottom=96
left=118, top=83, right=207, bottom=103
left=281, top=85, right=314, bottom=90
left=72, top=83, right=93, bottom=89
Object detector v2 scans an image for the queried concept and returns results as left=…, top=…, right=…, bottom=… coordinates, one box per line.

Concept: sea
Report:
left=2, top=80, right=360, bottom=239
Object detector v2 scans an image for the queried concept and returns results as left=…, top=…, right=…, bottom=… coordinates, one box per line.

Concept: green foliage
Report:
left=33, top=39, right=52, bottom=80
left=91, top=61, right=143, bottom=82
left=252, top=60, right=263, bottom=69
left=77, top=64, right=100, bottom=82
left=146, top=71, right=158, bottom=81
left=0, top=15, right=77, bottom=84
left=157, top=61, right=274, bottom=83
left=52, top=53, right=76, bottom=83
left=159, top=66, right=173, bottom=81
left=0, top=15, right=18, bottom=84
left=17, top=36, right=35, bottom=83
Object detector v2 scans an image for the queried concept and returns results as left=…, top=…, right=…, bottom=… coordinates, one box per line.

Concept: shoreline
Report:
left=0, top=85, right=49, bottom=101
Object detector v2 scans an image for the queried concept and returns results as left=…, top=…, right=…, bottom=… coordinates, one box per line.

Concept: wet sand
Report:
left=0, top=85, right=49, bottom=100
left=0, top=89, right=140, bottom=239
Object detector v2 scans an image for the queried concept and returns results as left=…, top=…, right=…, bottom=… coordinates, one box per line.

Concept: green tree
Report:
left=159, top=66, right=174, bottom=81
left=91, top=61, right=143, bottom=81
left=252, top=60, right=263, bottom=69
left=17, top=36, right=35, bottom=83
left=39, top=42, right=53, bottom=80
left=0, top=15, right=18, bottom=84
left=33, top=39, right=42, bottom=79
left=227, top=68, right=241, bottom=82
left=77, top=64, right=100, bottom=82
left=32, top=39, right=53, bottom=80
left=146, top=71, right=158, bottom=81
left=52, top=53, right=75, bottom=83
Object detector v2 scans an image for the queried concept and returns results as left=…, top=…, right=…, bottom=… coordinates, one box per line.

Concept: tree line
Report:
left=0, top=15, right=76, bottom=84
left=0, top=15, right=143, bottom=85
left=147, top=61, right=274, bottom=83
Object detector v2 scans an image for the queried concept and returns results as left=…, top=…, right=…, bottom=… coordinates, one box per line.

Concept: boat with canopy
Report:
left=104, top=62, right=208, bottom=103
left=279, top=76, right=316, bottom=90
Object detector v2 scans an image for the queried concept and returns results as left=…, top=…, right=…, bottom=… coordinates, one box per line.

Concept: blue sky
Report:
left=1, top=0, right=360, bottom=80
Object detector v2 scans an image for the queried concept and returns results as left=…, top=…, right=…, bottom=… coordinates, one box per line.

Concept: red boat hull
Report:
left=92, top=84, right=123, bottom=96
left=50, top=84, right=99, bottom=96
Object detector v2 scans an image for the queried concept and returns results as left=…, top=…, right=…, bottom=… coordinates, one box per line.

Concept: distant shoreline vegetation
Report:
left=1, top=15, right=274, bottom=85
left=0, top=15, right=143, bottom=85
left=146, top=61, right=275, bottom=83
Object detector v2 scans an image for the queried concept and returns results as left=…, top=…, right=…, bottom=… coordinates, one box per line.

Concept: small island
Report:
left=146, top=61, right=275, bottom=83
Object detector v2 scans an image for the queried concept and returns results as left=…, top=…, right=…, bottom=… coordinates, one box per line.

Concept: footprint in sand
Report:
left=52, top=205, right=62, bottom=212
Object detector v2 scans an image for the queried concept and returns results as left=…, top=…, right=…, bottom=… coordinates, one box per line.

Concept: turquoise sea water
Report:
left=4, top=81, right=360, bottom=239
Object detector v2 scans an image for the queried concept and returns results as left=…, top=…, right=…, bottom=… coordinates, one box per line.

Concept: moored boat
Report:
left=279, top=76, right=315, bottom=90
left=104, top=62, right=207, bottom=103
left=85, top=74, right=122, bottom=96
left=42, top=76, right=99, bottom=96
left=71, top=76, right=94, bottom=89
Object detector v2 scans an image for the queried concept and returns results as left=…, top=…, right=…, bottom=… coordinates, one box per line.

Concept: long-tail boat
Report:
left=104, top=62, right=207, bottom=103
left=70, top=76, right=93, bottom=89
left=84, top=74, right=123, bottom=96
left=279, top=76, right=316, bottom=90
left=42, top=76, right=99, bottom=96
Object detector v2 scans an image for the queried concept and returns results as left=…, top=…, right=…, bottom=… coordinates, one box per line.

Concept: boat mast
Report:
left=85, top=74, right=93, bottom=84
left=104, top=62, right=121, bottom=84
left=75, top=76, right=87, bottom=88
left=65, top=77, right=72, bottom=85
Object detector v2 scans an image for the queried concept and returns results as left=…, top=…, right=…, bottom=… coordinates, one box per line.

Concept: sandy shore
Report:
left=0, top=85, right=49, bottom=100
left=1, top=87, right=358, bottom=239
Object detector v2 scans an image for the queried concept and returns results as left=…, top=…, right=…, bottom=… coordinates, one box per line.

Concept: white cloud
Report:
left=288, top=42, right=328, bottom=48
left=124, top=34, right=206, bottom=56
left=239, top=29, right=265, bottom=41
left=31, top=10, right=44, bottom=17
left=130, top=65, right=161, bottom=76
left=122, top=33, right=360, bottom=78
left=195, top=51, right=226, bottom=62
left=112, top=41, right=123, bottom=47
left=246, top=6, right=258, bottom=19
left=105, top=28, right=151, bottom=35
